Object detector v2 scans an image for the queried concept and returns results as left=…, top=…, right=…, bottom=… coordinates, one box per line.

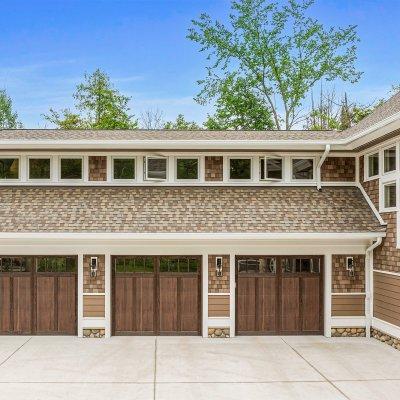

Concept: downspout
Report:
left=365, top=237, right=383, bottom=338
left=316, top=144, right=331, bottom=190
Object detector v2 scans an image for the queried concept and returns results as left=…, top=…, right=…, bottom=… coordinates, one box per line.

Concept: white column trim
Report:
left=324, top=253, right=332, bottom=337
left=229, top=252, right=236, bottom=337
left=202, top=253, right=208, bottom=338
left=104, top=253, right=111, bottom=338
left=77, top=254, right=84, bottom=338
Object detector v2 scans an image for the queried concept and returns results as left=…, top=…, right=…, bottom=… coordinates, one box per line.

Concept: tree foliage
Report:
left=188, top=0, right=361, bottom=130
left=164, top=114, right=201, bottom=130
left=0, top=89, right=22, bottom=128
left=45, top=69, right=138, bottom=129
left=204, top=74, right=274, bottom=130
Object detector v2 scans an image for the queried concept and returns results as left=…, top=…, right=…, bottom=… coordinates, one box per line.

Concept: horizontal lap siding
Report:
left=208, top=295, right=230, bottom=317
left=83, top=295, right=105, bottom=318
left=331, top=294, right=365, bottom=316
left=374, top=272, right=400, bottom=326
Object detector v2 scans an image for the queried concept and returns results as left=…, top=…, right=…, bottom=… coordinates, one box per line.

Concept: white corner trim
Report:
left=324, top=253, right=332, bottom=337
left=202, top=253, right=208, bottom=338
left=77, top=254, right=84, bottom=338
left=372, top=317, right=400, bottom=340
left=357, top=183, right=387, bottom=226
left=229, top=252, right=236, bottom=337
left=104, top=253, right=111, bottom=338
left=373, top=269, right=400, bottom=277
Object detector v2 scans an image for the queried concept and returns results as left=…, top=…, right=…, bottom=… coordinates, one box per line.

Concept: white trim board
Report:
left=331, top=317, right=366, bottom=327
left=372, top=317, right=400, bottom=340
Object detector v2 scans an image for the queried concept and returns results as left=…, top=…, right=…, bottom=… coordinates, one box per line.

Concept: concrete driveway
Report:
left=0, top=336, right=399, bottom=400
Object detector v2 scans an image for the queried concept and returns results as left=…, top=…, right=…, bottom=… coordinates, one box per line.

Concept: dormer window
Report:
left=60, top=157, right=83, bottom=180
left=0, top=157, right=19, bottom=180
left=145, top=156, right=167, bottom=181
left=260, top=157, right=283, bottom=180
left=176, top=157, right=199, bottom=180
left=292, top=158, right=314, bottom=180
left=367, top=152, right=379, bottom=178
left=229, top=158, right=252, bottom=180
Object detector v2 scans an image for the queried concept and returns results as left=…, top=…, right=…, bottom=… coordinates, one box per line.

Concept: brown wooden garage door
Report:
left=236, top=256, right=323, bottom=335
left=0, top=256, right=77, bottom=335
left=113, top=256, right=201, bottom=335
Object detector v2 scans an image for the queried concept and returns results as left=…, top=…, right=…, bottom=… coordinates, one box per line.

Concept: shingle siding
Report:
left=321, top=157, right=355, bottom=182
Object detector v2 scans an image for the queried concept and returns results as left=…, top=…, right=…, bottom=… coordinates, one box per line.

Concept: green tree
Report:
left=45, top=69, right=138, bottom=129
left=204, top=74, right=274, bottom=130
left=188, top=0, right=361, bottom=130
left=0, top=89, right=22, bottom=128
left=164, top=114, right=200, bottom=130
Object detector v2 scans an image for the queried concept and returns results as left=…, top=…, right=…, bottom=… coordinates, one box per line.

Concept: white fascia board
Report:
left=0, top=232, right=386, bottom=241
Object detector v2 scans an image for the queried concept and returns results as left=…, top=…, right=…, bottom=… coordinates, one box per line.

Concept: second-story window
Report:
left=229, top=158, right=252, bottom=180
left=29, top=158, right=51, bottom=180
left=292, top=158, right=314, bottom=180
left=367, top=152, right=379, bottom=178
left=0, top=158, right=19, bottom=180
left=145, top=156, right=167, bottom=180
left=384, top=146, right=396, bottom=173
left=383, top=182, right=396, bottom=209
left=176, top=158, right=199, bottom=180
left=113, top=158, right=135, bottom=180
left=260, top=157, right=283, bottom=180
left=60, top=157, right=83, bottom=180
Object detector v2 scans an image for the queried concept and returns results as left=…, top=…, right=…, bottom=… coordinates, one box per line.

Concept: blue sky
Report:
left=1, top=0, right=399, bottom=128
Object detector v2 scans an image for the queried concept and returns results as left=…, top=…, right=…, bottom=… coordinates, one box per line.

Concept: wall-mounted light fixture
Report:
left=215, top=257, right=223, bottom=277
left=346, top=257, right=355, bottom=277
left=90, top=257, right=98, bottom=278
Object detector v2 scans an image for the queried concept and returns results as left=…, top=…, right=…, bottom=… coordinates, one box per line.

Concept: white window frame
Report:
left=228, top=156, right=253, bottom=182
left=58, top=156, right=84, bottom=182
left=111, top=156, right=136, bottom=182
left=380, top=180, right=397, bottom=212
left=365, top=151, right=380, bottom=181
left=175, top=156, right=200, bottom=182
left=382, top=144, right=397, bottom=176
left=259, top=156, right=283, bottom=181
left=0, top=156, right=21, bottom=181
left=290, top=157, right=316, bottom=181
left=27, top=156, right=52, bottom=182
left=144, top=155, right=168, bottom=181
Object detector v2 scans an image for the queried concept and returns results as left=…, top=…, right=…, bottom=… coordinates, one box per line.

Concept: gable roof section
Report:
left=0, top=186, right=384, bottom=234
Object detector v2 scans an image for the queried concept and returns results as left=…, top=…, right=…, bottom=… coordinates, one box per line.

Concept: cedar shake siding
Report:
left=88, top=156, right=107, bottom=181
left=0, top=186, right=384, bottom=233
left=83, top=255, right=105, bottom=293
left=205, top=156, right=223, bottom=181
left=208, top=255, right=230, bottom=293
left=332, top=255, right=365, bottom=293
left=321, top=157, right=355, bottom=182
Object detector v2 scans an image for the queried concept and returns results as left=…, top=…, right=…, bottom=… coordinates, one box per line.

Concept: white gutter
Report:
left=365, top=237, right=383, bottom=338
left=316, top=144, right=331, bottom=190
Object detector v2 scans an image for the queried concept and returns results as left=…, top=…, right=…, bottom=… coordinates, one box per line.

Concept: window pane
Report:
left=115, top=259, right=125, bottom=273
left=266, top=158, right=282, bottom=179
left=230, top=159, right=251, bottom=180
left=61, top=158, right=82, bottom=179
left=29, top=158, right=51, bottom=179
left=0, top=257, right=29, bottom=272
left=36, top=257, right=76, bottom=273
left=237, top=258, right=276, bottom=274
left=113, top=158, right=135, bottom=180
left=0, top=158, right=19, bottom=179
left=176, top=158, right=198, bottom=180
left=384, top=147, right=396, bottom=173
left=384, top=183, right=396, bottom=208
left=368, top=153, right=379, bottom=177
left=147, top=158, right=167, bottom=180
left=292, top=159, right=314, bottom=180
left=259, top=158, right=265, bottom=180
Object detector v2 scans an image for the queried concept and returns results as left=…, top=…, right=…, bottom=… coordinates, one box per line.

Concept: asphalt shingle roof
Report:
left=0, top=186, right=384, bottom=233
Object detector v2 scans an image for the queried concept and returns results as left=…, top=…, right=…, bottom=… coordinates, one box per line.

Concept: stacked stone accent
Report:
left=83, top=328, right=105, bottom=338
left=331, top=327, right=366, bottom=337
left=208, top=255, right=230, bottom=293
left=321, top=157, right=355, bottom=182
left=205, top=156, right=223, bottom=181
left=208, top=328, right=230, bottom=338
left=83, top=255, right=105, bottom=293
left=88, top=156, right=107, bottom=181
left=371, top=328, right=400, bottom=350
left=332, top=255, right=365, bottom=293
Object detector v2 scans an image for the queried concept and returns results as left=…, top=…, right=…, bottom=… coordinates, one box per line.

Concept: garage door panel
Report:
left=302, top=277, right=320, bottom=332
left=57, top=276, right=77, bottom=334
left=237, top=277, right=256, bottom=332
left=281, top=277, right=300, bottom=333
left=180, top=276, right=199, bottom=333
left=134, top=276, right=155, bottom=333
left=36, top=276, right=56, bottom=333
left=114, top=276, right=134, bottom=332
left=13, top=276, right=33, bottom=334
left=0, top=276, right=12, bottom=333
left=257, top=277, right=277, bottom=333
left=159, top=277, right=178, bottom=333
